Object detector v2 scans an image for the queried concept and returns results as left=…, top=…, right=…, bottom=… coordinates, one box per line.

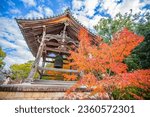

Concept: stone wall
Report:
left=0, top=92, right=65, bottom=100
left=0, top=81, right=90, bottom=100
left=0, top=84, right=68, bottom=100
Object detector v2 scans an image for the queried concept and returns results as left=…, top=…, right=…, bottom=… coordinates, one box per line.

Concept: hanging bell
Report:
left=54, top=54, right=63, bottom=68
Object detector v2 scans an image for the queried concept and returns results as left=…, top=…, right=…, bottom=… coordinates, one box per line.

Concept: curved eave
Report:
left=16, top=11, right=99, bottom=37
left=16, top=11, right=101, bottom=57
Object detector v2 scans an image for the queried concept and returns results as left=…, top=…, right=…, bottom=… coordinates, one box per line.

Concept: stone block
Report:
left=0, top=92, right=8, bottom=99
left=24, top=92, right=33, bottom=98
left=32, top=92, right=41, bottom=98
left=15, top=92, right=25, bottom=98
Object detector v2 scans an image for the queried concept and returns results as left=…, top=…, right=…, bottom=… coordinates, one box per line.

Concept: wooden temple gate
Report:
left=16, top=10, right=99, bottom=83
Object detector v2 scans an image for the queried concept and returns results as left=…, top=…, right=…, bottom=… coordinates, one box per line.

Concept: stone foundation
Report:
left=0, top=92, right=65, bottom=100
left=0, top=83, right=68, bottom=100
left=0, top=80, right=90, bottom=100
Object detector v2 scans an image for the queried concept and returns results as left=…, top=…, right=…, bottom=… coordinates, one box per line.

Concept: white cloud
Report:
left=9, top=9, right=21, bottom=14
left=73, top=13, right=102, bottom=31
left=72, top=0, right=84, bottom=10
left=72, top=0, right=100, bottom=17
left=4, top=56, right=19, bottom=69
left=21, top=0, right=36, bottom=6
left=72, top=0, right=102, bottom=31
left=0, top=17, right=34, bottom=68
left=61, top=4, right=70, bottom=12
left=100, top=0, right=147, bottom=17
left=73, top=13, right=89, bottom=27
left=0, top=17, right=23, bottom=43
left=0, top=39, right=18, bottom=49
left=4, top=55, right=33, bottom=69
left=144, top=0, right=150, bottom=4
left=71, top=0, right=149, bottom=31
left=37, top=6, right=43, bottom=13
left=84, top=0, right=100, bottom=17
left=44, top=7, right=54, bottom=16
left=26, top=6, right=53, bottom=18
left=90, top=15, right=102, bottom=26
left=26, top=10, right=44, bottom=18
left=55, top=0, right=70, bottom=13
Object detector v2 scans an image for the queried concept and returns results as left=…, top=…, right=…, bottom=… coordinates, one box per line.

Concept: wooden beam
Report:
left=45, top=33, right=73, bottom=42
left=26, top=25, right=46, bottom=82
left=38, top=66, right=78, bottom=73
left=44, top=47, right=70, bottom=54
left=45, top=60, right=69, bottom=64
left=46, top=42, right=60, bottom=46
left=42, top=74, right=63, bottom=77
left=45, top=55, right=68, bottom=60
left=45, top=60, right=54, bottom=63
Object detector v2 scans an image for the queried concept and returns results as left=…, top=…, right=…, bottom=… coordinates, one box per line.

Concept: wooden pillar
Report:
left=62, top=22, right=69, bottom=42
left=25, top=25, right=46, bottom=82
left=39, top=57, right=46, bottom=79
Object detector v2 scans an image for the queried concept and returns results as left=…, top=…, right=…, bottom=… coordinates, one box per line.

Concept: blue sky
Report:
left=0, top=0, right=150, bottom=69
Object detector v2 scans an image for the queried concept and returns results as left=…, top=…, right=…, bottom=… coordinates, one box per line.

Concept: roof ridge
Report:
left=15, top=8, right=98, bottom=37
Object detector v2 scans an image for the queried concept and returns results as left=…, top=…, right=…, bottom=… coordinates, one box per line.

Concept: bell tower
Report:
left=16, top=10, right=99, bottom=82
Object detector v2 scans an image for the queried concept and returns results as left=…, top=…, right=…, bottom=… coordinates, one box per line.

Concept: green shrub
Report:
left=112, top=86, right=150, bottom=100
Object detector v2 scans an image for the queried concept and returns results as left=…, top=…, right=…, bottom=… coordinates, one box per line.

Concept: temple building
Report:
left=16, top=9, right=99, bottom=82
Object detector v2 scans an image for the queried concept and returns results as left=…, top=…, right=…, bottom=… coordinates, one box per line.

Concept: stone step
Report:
left=31, top=80, right=76, bottom=86
left=33, top=79, right=76, bottom=83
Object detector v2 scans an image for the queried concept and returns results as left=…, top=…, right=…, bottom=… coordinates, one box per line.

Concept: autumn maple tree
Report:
left=64, top=28, right=150, bottom=99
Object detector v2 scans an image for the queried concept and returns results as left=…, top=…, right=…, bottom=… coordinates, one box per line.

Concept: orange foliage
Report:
left=64, top=28, right=150, bottom=99
left=47, top=63, right=71, bottom=80
left=69, top=28, right=144, bottom=75
left=95, top=69, right=150, bottom=93
left=63, top=74, right=77, bottom=81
